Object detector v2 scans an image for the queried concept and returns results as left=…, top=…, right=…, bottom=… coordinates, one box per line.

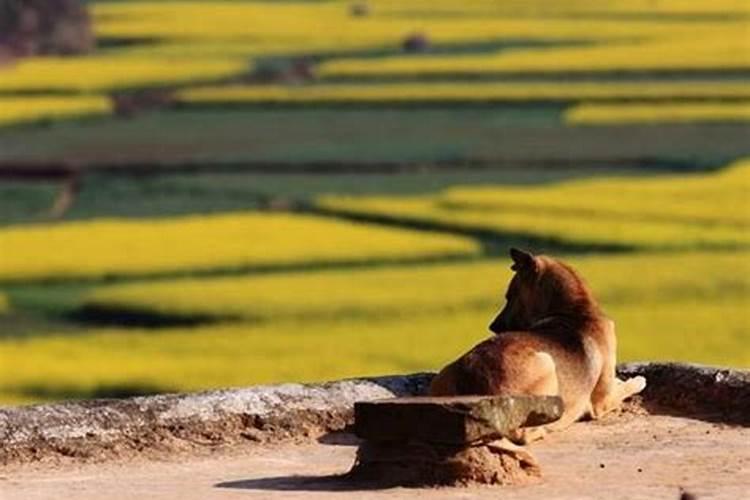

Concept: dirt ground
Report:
left=3, top=413, right=748, bottom=500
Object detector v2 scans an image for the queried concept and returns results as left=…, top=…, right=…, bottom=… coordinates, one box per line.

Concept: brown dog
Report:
left=430, top=248, right=646, bottom=447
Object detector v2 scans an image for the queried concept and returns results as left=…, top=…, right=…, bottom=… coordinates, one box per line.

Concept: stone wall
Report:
left=1, top=363, right=748, bottom=466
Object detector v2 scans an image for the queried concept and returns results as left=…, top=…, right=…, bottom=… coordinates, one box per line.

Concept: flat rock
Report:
left=354, top=395, right=563, bottom=444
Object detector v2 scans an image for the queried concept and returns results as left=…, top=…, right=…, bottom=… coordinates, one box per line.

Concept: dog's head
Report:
left=489, top=248, right=595, bottom=334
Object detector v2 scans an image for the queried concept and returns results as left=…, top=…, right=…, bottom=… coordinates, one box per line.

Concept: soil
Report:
left=3, top=411, right=748, bottom=499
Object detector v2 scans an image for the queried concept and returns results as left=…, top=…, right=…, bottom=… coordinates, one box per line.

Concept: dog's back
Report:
left=429, top=249, right=633, bottom=432
left=430, top=319, right=610, bottom=423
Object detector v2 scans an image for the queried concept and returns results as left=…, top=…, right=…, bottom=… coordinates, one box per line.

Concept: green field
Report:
left=1, top=0, right=748, bottom=405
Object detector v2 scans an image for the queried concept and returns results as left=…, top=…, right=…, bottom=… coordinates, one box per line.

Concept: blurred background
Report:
left=0, top=0, right=748, bottom=405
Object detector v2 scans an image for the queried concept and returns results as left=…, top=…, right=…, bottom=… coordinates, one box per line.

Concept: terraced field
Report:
left=0, top=0, right=748, bottom=405
left=2, top=159, right=749, bottom=404
left=2, top=250, right=748, bottom=405
left=320, top=159, right=750, bottom=250
left=0, top=0, right=748, bottom=136
left=0, top=213, right=478, bottom=282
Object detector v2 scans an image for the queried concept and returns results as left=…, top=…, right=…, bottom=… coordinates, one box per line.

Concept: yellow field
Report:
left=369, top=0, right=750, bottom=16
left=2, top=0, right=749, bottom=406
left=318, top=34, right=750, bottom=78
left=2, top=250, right=748, bottom=403
left=0, top=96, right=111, bottom=126
left=93, top=1, right=715, bottom=50
left=320, top=160, right=750, bottom=250
left=0, top=56, right=248, bottom=93
left=84, top=251, right=750, bottom=324
left=0, top=213, right=479, bottom=282
left=178, top=81, right=750, bottom=105
left=443, top=160, right=750, bottom=226
left=566, top=102, right=750, bottom=125
left=0, top=0, right=744, bottom=126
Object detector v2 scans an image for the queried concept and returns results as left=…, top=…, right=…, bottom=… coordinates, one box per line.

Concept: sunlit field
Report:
left=567, top=102, right=750, bottom=125
left=0, top=213, right=478, bottom=282
left=320, top=159, right=750, bottom=250
left=82, top=251, right=750, bottom=325
left=0, top=56, right=248, bottom=94
left=178, top=81, right=750, bottom=105
left=0, top=96, right=110, bottom=126
left=1, top=0, right=749, bottom=406
left=2, top=250, right=748, bottom=404
left=0, top=0, right=748, bottom=128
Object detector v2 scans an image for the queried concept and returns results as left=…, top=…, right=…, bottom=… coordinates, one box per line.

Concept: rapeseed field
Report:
left=320, top=159, right=750, bottom=250
left=566, top=102, right=750, bottom=125
left=0, top=0, right=746, bottom=127
left=0, top=212, right=479, bottom=282
left=1, top=0, right=748, bottom=406
left=178, top=81, right=750, bottom=105
left=83, top=251, right=749, bottom=329
left=0, top=96, right=110, bottom=126
left=2, top=251, right=748, bottom=404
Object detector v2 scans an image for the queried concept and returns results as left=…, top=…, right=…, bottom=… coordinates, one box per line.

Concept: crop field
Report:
left=0, top=56, right=248, bottom=94
left=0, top=0, right=748, bottom=137
left=83, top=252, right=749, bottom=332
left=566, top=102, right=750, bottom=125
left=0, top=96, right=110, bottom=127
left=177, top=81, right=750, bottom=106
left=2, top=250, right=748, bottom=404
left=0, top=213, right=478, bottom=282
left=0, top=0, right=748, bottom=406
left=320, top=159, right=750, bottom=251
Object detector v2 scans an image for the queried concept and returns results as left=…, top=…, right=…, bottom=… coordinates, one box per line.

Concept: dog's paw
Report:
left=627, top=375, right=647, bottom=394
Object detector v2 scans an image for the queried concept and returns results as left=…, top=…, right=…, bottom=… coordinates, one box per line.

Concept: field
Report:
left=0, top=212, right=477, bottom=281
left=319, top=160, right=750, bottom=250
left=0, top=0, right=748, bottom=405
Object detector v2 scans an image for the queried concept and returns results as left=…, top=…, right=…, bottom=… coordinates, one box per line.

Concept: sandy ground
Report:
left=3, top=413, right=748, bottom=500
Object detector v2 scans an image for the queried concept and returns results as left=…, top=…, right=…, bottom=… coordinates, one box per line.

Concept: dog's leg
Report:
left=485, top=437, right=539, bottom=467
left=590, top=320, right=646, bottom=419
left=595, top=376, right=646, bottom=418
left=515, top=397, right=592, bottom=444
left=508, top=351, right=560, bottom=444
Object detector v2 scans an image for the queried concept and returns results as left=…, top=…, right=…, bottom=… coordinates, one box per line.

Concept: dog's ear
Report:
left=510, top=247, right=538, bottom=273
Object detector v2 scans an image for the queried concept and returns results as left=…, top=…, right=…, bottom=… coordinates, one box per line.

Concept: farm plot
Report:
left=319, top=159, right=750, bottom=251
left=2, top=251, right=748, bottom=404
left=318, top=31, right=750, bottom=78
left=177, top=81, right=750, bottom=106
left=82, top=251, right=750, bottom=327
left=0, top=56, right=248, bottom=94
left=0, top=96, right=110, bottom=127
left=0, top=213, right=479, bottom=282
left=566, top=101, right=750, bottom=125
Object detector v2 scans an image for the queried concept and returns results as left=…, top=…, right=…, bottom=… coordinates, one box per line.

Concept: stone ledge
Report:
left=1, top=363, right=748, bottom=466
left=0, top=373, right=432, bottom=465
left=617, top=362, right=750, bottom=425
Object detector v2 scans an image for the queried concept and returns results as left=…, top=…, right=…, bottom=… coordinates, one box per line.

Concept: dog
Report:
left=430, top=248, right=646, bottom=455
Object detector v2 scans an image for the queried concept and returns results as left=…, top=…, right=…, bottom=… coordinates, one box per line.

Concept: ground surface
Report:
left=3, top=412, right=748, bottom=500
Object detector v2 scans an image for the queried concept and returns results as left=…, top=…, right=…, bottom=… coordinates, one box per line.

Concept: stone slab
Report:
left=354, top=395, right=563, bottom=444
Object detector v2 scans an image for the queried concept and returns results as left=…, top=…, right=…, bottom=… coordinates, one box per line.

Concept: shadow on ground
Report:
left=215, top=474, right=389, bottom=492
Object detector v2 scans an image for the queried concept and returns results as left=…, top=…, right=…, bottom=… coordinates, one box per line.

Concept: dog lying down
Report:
left=430, top=248, right=646, bottom=462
